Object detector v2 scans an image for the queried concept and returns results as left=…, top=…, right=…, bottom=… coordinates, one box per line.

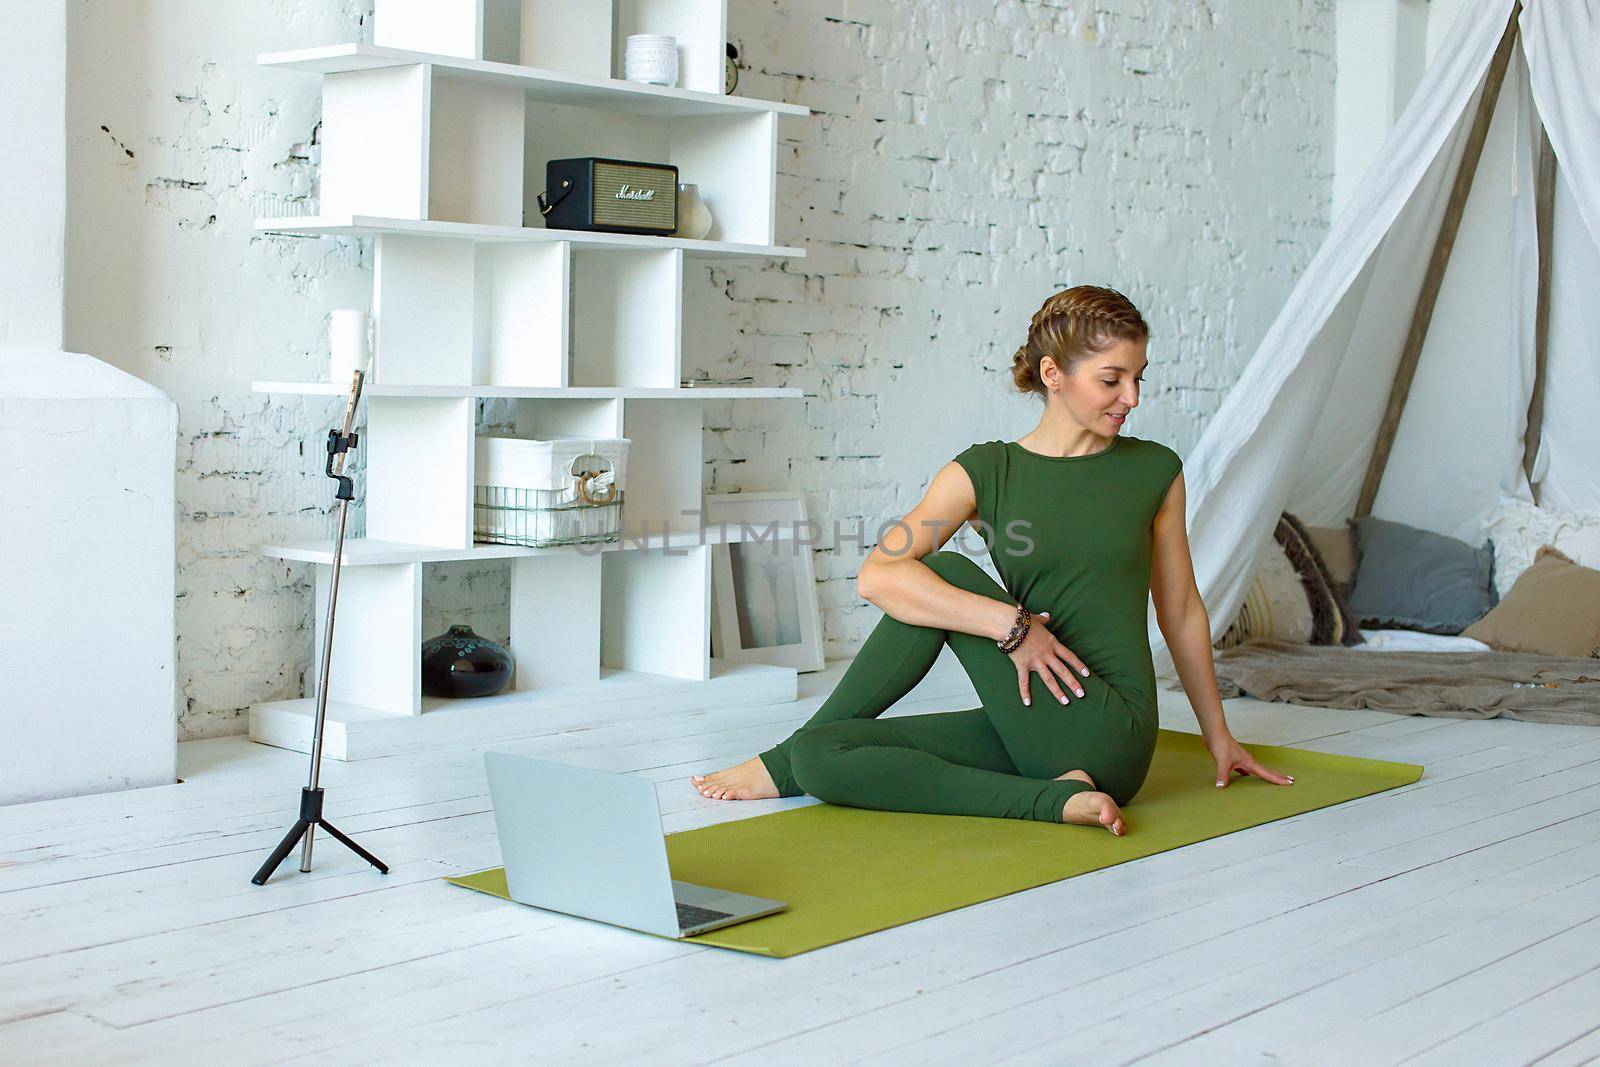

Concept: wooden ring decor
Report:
left=572, top=453, right=617, bottom=505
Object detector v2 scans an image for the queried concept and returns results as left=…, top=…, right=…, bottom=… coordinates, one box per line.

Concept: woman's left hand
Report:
left=1209, top=734, right=1295, bottom=788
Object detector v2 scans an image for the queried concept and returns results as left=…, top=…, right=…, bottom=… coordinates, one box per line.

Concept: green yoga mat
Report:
left=447, top=729, right=1421, bottom=957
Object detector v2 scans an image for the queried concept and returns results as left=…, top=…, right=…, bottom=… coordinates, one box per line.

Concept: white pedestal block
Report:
left=0, top=350, right=177, bottom=804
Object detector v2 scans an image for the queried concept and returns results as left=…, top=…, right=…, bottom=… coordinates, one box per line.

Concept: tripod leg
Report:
left=252, top=819, right=311, bottom=886
left=317, top=819, right=390, bottom=874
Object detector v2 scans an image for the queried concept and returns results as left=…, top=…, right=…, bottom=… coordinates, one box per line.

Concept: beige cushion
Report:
left=1304, top=522, right=1356, bottom=594
left=1461, top=545, right=1600, bottom=657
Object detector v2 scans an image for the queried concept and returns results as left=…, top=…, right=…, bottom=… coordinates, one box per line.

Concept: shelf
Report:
left=261, top=524, right=770, bottom=566
left=250, top=658, right=798, bottom=761
left=245, top=2, right=811, bottom=756
left=260, top=43, right=810, bottom=119
left=255, top=214, right=804, bottom=258
left=252, top=380, right=804, bottom=400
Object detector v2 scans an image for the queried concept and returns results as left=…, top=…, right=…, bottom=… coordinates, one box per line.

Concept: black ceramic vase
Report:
left=421, top=625, right=514, bottom=699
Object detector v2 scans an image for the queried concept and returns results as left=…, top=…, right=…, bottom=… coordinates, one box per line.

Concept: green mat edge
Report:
left=445, top=733, right=1424, bottom=958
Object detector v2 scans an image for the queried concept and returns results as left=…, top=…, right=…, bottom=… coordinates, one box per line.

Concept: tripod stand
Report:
left=252, top=369, right=389, bottom=887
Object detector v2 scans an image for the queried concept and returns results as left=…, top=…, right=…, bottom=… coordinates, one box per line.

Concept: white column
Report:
left=1425, top=0, right=1474, bottom=66
left=0, top=0, right=178, bottom=804
left=0, top=0, right=66, bottom=349
left=1333, top=0, right=1430, bottom=220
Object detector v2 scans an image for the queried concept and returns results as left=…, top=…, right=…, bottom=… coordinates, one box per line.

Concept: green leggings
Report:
left=757, top=551, right=1158, bottom=823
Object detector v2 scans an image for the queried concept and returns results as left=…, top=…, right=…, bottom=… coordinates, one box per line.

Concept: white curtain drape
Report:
left=1521, top=0, right=1600, bottom=250
left=1523, top=0, right=1600, bottom=514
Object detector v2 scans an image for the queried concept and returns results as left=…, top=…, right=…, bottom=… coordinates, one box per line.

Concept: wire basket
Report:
left=474, top=484, right=623, bottom=547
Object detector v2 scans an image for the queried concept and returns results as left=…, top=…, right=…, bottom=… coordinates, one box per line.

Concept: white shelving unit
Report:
left=250, top=1, right=810, bottom=760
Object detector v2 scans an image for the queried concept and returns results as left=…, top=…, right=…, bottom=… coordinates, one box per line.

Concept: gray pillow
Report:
left=1347, top=515, right=1499, bottom=634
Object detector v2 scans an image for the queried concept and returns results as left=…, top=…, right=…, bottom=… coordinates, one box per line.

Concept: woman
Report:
left=692, top=285, right=1293, bottom=835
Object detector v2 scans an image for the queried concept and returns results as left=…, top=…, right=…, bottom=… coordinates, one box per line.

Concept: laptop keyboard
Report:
left=677, top=901, right=735, bottom=930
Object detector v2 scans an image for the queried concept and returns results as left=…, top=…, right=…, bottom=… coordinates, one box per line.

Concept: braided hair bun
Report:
left=1011, top=285, right=1149, bottom=397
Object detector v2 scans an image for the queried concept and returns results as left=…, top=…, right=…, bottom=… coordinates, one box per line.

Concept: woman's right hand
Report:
left=1007, top=610, right=1089, bottom=707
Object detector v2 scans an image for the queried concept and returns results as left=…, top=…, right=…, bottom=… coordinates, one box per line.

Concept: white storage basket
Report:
left=474, top=434, right=629, bottom=548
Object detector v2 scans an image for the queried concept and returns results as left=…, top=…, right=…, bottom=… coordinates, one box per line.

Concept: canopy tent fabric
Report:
left=1150, top=0, right=1600, bottom=680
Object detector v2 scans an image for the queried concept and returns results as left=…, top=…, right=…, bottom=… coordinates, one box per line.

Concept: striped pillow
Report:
left=1214, top=513, right=1366, bottom=649
left=1280, top=512, right=1365, bottom=646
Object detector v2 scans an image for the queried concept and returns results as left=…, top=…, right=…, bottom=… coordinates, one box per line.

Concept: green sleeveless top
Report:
left=953, top=433, right=1183, bottom=711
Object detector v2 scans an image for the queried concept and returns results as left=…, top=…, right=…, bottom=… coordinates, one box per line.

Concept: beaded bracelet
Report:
left=997, top=603, right=1031, bottom=654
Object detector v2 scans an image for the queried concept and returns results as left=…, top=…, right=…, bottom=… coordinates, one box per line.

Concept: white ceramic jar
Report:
left=624, top=33, right=678, bottom=87
left=676, top=183, right=713, bottom=240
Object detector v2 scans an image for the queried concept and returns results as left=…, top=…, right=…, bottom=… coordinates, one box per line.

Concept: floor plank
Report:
left=2, top=653, right=1596, bottom=1065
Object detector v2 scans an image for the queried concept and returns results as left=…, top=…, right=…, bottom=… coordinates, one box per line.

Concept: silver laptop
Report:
left=483, top=751, right=787, bottom=938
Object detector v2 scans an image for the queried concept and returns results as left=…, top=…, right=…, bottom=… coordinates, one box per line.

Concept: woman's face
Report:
left=1043, top=337, right=1147, bottom=434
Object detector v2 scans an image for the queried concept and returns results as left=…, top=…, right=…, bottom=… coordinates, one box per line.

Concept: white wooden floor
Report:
left=5, top=652, right=1600, bottom=1065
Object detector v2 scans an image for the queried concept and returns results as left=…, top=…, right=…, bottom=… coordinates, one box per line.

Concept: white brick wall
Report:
left=62, top=0, right=1333, bottom=740
left=705, top=0, right=1337, bottom=652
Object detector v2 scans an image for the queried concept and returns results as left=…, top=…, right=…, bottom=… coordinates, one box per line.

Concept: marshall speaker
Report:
left=536, top=157, right=679, bottom=236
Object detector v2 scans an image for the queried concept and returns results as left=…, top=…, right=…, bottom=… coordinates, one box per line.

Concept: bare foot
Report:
left=692, top=756, right=779, bottom=801
left=1056, top=769, right=1125, bottom=835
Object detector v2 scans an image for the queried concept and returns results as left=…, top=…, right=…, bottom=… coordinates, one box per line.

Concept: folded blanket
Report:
left=1173, top=638, right=1600, bottom=725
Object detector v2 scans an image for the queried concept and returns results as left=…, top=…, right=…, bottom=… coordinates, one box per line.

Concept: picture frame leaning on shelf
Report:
left=704, top=491, right=825, bottom=673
